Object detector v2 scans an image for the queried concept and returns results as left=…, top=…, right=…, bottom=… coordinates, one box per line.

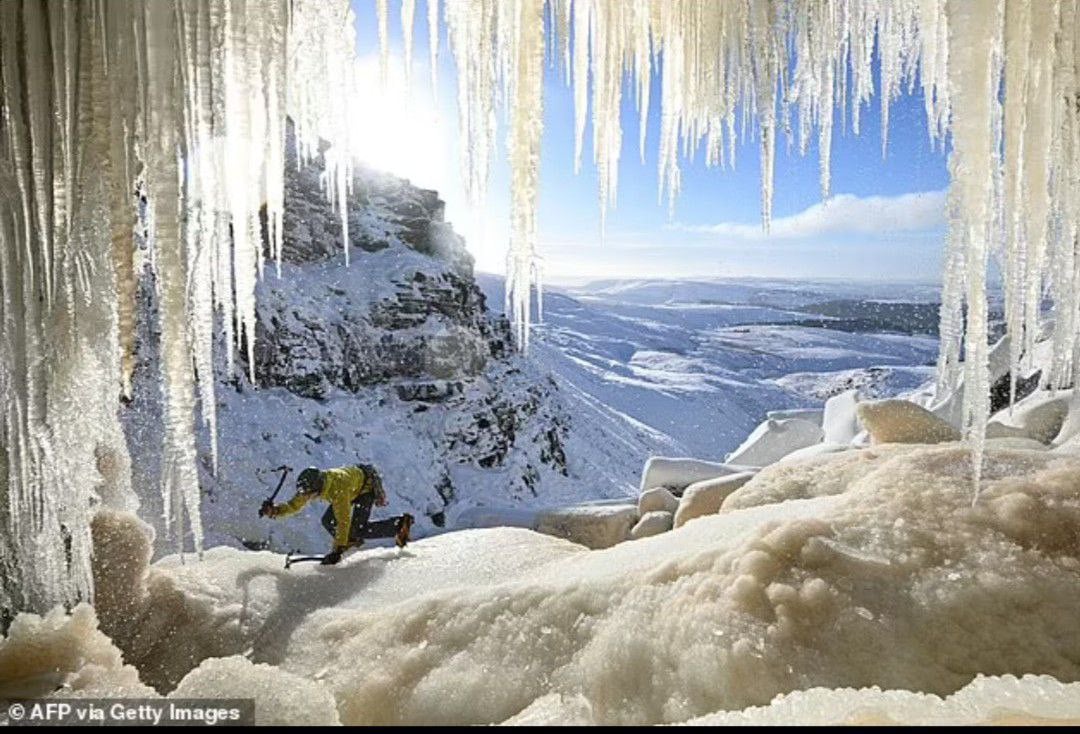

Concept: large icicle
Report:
left=944, top=0, right=1003, bottom=491
left=504, top=0, right=547, bottom=348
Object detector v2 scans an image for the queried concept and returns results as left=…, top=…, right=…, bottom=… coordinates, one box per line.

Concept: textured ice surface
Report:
left=9, top=443, right=1063, bottom=725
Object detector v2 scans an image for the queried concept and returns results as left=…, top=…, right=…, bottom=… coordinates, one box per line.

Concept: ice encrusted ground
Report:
left=4, top=442, right=1079, bottom=725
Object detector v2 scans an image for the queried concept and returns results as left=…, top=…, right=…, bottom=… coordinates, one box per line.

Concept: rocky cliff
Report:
left=123, top=134, right=656, bottom=555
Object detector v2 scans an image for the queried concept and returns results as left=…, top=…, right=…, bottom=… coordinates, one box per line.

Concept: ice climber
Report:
left=260, top=464, right=414, bottom=564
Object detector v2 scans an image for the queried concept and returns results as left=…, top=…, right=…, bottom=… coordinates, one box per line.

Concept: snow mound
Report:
left=0, top=604, right=152, bottom=699
left=267, top=445, right=1080, bottom=724
left=857, top=399, right=961, bottom=444
left=630, top=511, right=673, bottom=539
left=535, top=504, right=639, bottom=549
left=15, top=446, right=1080, bottom=724
left=822, top=389, right=861, bottom=444
left=638, top=487, right=679, bottom=515
left=987, top=390, right=1071, bottom=444
left=723, top=444, right=916, bottom=511
left=172, top=657, right=340, bottom=725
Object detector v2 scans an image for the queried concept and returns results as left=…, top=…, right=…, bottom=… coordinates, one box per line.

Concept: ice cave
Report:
left=2, top=0, right=1080, bottom=726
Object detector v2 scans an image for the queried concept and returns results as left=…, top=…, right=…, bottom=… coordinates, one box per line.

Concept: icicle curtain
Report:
left=0, top=0, right=358, bottom=613
left=4, top=0, right=1080, bottom=613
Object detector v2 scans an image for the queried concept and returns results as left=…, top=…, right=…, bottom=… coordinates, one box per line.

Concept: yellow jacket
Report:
left=271, top=465, right=383, bottom=549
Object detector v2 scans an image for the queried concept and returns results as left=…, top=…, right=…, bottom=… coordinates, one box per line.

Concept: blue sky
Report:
left=349, top=0, right=951, bottom=284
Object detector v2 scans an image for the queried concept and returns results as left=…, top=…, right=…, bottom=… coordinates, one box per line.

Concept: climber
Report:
left=259, top=464, right=414, bottom=565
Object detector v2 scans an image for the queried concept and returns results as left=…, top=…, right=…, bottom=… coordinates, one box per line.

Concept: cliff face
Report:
left=252, top=139, right=504, bottom=398
left=124, top=136, right=654, bottom=555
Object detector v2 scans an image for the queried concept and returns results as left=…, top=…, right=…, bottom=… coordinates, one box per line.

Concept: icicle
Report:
left=428, top=0, right=440, bottom=102
left=377, top=0, right=389, bottom=86
left=402, top=0, right=416, bottom=90
left=505, top=0, right=546, bottom=349
left=945, top=0, right=1004, bottom=495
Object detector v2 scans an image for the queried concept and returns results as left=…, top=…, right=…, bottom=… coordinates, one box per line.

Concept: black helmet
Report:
left=297, top=467, right=323, bottom=494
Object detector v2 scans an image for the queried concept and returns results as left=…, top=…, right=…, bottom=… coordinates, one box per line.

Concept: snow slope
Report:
left=478, top=275, right=943, bottom=460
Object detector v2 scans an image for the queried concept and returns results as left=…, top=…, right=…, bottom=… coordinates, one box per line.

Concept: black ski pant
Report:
left=321, top=492, right=402, bottom=545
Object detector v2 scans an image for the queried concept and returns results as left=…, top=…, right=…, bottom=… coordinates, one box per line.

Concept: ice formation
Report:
left=382, top=0, right=1080, bottom=486
left=4, top=442, right=1074, bottom=724
left=0, top=0, right=358, bottom=612
left=4, top=0, right=1080, bottom=616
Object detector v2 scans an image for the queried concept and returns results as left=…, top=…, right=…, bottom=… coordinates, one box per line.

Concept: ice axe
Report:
left=259, top=464, right=292, bottom=517
left=284, top=552, right=327, bottom=569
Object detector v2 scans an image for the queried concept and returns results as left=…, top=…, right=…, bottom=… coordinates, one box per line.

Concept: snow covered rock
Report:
left=984, top=437, right=1050, bottom=452
left=822, top=389, right=861, bottom=444
left=724, top=418, right=824, bottom=468
left=276, top=444, right=1080, bottom=725
left=639, top=457, right=737, bottom=493
left=172, top=657, right=340, bottom=726
left=856, top=400, right=961, bottom=445
left=767, top=408, right=824, bottom=425
left=673, top=471, right=756, bottom=528
left=638, top=487, right=679, bottom=515
left=986, top=391, right=1071, bottom=444
left=535, top=504, right=639, bottom=549
left=19, top=445, right=1080, bottom=725
left=630, top=511, right=674, bottom=539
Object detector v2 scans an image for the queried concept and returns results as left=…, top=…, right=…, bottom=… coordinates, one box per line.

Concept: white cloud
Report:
left=677, top=189, right=947, bottom=240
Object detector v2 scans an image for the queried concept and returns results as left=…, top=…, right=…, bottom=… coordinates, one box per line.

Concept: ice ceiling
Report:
left=1, top=0, right=1079, bottom=612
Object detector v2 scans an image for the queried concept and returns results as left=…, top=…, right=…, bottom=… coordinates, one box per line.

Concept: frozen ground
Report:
left=5, top=441, right=1079, bottom=725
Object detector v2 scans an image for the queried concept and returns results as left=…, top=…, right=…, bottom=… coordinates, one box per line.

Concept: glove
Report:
left=321, top=548, right=343, bottom=565
left=259, top=500, right=274, bottom=518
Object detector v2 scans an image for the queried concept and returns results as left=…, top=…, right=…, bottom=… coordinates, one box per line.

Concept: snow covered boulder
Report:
left=987, top=391, right=1071, bottom=444
left=281, top=445, right=1080, bottom=725
left=535, top=504, right=639, bottom=549
left=630, top=511, right=674, bottom=539
left=767, top=408, right=824, bottom=425
left=724, top=418, right=824, bottom=468
left=638, top=487, right=679, bottom=515
left=822, top=389, right=861, bottom=444
left=856, top=399, right=960, bottom=445
left=638, top=457, right=737, bottom=494
left=1053, top=394, right=1080, bottom=447
left=673, top=471, right=756, bottom=528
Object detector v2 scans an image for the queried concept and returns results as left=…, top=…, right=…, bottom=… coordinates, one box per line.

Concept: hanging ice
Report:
left=0, top=0, right=359, bottom=613
left=6, top=0, right=1080, bottom=615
